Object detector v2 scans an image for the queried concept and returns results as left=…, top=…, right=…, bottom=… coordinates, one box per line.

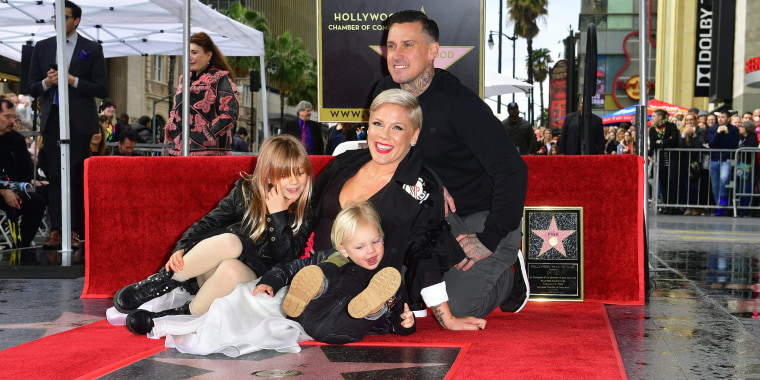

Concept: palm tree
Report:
left=508, top=0, right=548, bottom=123
left=221, top=2, right=317, bottom=133
left=267, top=31, right=315, bottom=130
left=526, top=47, right=553, bottom=126
left=221, top=2, right=271, bottom=78
left=285, top=56, right=318, bottom=108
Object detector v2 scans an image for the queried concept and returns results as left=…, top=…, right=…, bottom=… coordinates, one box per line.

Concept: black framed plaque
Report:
left=523, top=207, right=584, bottom=301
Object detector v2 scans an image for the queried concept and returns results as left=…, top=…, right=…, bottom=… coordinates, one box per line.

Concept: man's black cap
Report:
left=507, top=102, right=519, bottom=109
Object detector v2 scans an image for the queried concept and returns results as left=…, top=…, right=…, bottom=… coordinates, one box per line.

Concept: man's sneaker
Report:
left=348, top=267, right=401, bottom=319
left=500, top=250, right=530, bottom=313
left=283, top=265, right=324, bottom=318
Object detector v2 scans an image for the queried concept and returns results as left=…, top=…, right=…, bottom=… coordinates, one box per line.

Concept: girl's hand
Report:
left=265, top=182, right=296, bottom=214
left=400, top=303, right=415, bottom=329
left=165, top=249, right=185, bottom=273
left=253, top=284, right=274, bottom=297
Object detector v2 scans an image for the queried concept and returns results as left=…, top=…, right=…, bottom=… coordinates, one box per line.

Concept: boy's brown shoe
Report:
left=283, top=265, right=324, bottom=318
left=348, top=267, right=401, bottom=319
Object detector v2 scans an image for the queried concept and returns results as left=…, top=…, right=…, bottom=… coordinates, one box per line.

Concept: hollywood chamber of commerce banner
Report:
left=318, top=1, right=483, bottom=122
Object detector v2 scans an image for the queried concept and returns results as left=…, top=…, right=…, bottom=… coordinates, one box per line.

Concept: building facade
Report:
left=654, top=0, right=758, bottom=113
left=577, top=0, right=658, bottom=116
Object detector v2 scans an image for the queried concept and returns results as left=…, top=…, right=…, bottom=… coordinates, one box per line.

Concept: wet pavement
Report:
left=1, top=211, right=759, bottom=379
left=608, top=213, right=760, bottom=380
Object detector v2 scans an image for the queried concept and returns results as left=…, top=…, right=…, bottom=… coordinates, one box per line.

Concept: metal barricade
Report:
left=731, top=147, right=760, bottom=216
left=104, top=142, right=257, bottom=156
left=651, top=147, right=760, bottom=217
left=105, top=142, right=169, bottom=156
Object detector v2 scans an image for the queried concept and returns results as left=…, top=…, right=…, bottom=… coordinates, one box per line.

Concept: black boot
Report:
left=126, top=302, right=191, bottom=335
left=113, top=268, right=187, bottom=314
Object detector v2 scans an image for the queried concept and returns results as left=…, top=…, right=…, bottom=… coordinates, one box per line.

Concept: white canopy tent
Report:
left=0, top=0, right=265, bottom=59
left=0, top=0, right=269, bottom=142
left=0, top=0, right=269, bottom=255
left=484, top=70, right=533, bottom=97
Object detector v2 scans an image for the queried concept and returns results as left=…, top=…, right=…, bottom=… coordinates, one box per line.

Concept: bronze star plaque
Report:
left=523, top=207, right=584, bottom=301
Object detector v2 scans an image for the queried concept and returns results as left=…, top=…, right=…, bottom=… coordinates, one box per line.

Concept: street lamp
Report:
left=488, top=31, right=517, bottom=113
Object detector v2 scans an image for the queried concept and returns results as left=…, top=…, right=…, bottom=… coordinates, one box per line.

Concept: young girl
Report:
left=254, top=201, right=416, bottom=344
left=114, top=134, right=314, bottom=335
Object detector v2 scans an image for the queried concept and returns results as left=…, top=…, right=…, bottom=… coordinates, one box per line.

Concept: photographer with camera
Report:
left=0, top=98, right=46, bottom=248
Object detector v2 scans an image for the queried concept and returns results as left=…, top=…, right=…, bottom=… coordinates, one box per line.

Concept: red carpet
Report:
left=0, top=319, right=166, bottom=380
left=360, top=302, right=627, bottom=380
left=0, top=302, right=625, bottom=379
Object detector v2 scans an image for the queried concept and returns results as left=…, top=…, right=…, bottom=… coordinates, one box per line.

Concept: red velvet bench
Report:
left=83, top=154, right=644, bottom=305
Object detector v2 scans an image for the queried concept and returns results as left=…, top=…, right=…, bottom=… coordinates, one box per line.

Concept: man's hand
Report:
left=430, top=302, right=486, bottom=330
left=454, top=233, right=493, bottom=271
left=45, top=68, right=58, bottom=87
left=442, top=186, right=456, bottom=217
left=0, top=189, right=21, bottom=209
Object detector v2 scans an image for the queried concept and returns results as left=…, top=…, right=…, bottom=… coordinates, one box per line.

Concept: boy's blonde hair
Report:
left=330, top=201, right=384, bottom=249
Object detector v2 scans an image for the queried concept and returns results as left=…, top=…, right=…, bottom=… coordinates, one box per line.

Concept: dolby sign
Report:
left=694, top=0, right=712, bottom=97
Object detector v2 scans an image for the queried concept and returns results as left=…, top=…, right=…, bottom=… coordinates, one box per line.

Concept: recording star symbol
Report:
left=533, top=216, right=575, bottom=257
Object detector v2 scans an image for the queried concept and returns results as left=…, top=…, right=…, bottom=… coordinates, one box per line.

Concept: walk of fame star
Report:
left=532, top=216, right=575, bottom=257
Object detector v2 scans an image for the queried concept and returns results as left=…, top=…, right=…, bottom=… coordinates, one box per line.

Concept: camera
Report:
left=50, top=63, right=58, bottom=71
left=0, top=181, right=34, bottom=198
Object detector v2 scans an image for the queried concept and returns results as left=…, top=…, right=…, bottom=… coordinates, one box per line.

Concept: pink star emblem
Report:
left=532, top=216, right=575, bottom=257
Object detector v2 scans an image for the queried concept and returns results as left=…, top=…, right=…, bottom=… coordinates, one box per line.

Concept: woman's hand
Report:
left=253, top=284, right=274, bottom=297
left=265, top=182, right=296, bottom=214
left=165, top=249, right=185, bottom=273
left=400, top=303, right=415, bottom=329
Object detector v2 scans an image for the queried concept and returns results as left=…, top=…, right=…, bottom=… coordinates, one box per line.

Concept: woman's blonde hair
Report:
left=241, top=135, right=312, bottom=241
left=330, top=201, right=384, bottom=249
left=369, top=89, right=422, bottom=132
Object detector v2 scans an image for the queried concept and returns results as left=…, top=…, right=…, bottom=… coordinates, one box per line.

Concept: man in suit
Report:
left=28, top=1, right=108, bottom=249
left=558, top=98, right=605, bottom=155
left=282, top=100, right=324, bottom=154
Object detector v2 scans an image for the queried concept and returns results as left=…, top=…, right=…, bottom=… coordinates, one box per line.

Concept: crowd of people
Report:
left=502, top=103, right=760, bottom=217
left=646, top=107, right=760, bottom=217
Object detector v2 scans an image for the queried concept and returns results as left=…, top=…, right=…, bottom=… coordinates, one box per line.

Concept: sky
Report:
left=483, top=0, right=581, bottom=120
